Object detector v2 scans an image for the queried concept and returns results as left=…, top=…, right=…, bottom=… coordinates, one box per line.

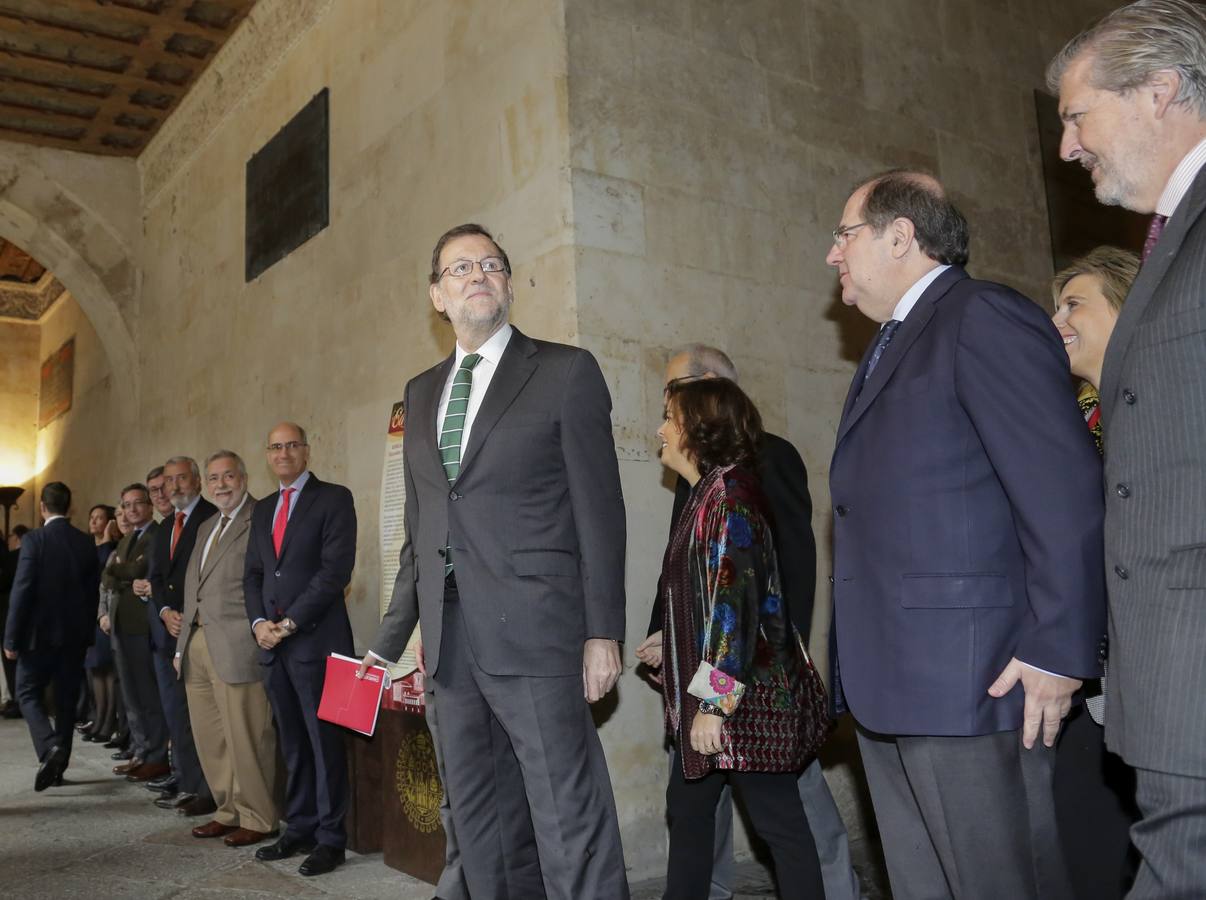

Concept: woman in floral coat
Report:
left=654, top=377, right=827, bottom=900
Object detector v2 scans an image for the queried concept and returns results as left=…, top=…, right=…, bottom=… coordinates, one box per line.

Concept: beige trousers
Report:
left=184, top=627, right=278, bottom=832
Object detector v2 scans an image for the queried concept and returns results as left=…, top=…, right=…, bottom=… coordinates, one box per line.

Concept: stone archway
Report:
left=0, top=146, right=139, bottom=406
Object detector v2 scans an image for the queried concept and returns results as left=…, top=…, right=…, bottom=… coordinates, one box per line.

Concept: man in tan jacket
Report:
left=175, top=450, right=277, bottom=846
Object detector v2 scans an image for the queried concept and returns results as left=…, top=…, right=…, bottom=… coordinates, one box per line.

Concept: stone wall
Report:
left=0, top=320, right=39, bottom=531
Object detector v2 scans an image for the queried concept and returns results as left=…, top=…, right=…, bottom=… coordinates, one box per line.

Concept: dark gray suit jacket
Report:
left=373, top=326, right=627, bottom=677
left=1099, top=167, right=1206, bottom=778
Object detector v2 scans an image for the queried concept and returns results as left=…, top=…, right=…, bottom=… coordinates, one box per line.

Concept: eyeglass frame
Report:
left=831, top=222, right=869, bottom=249
left=436, top=257, right=510, bottom=280
left=266, top=441, right=308, bottom=452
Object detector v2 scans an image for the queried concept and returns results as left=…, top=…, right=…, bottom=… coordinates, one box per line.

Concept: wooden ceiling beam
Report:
left=0, top=48, right=186, bottom=97
left=0, top=94, right=96, bottom=121
left=0, top=73, right=106, bottom=108
left=0, top=10, right=150, bottom=55
left=49, top=0, right=233, bottom=44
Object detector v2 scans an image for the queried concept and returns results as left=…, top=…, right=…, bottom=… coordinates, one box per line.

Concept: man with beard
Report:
left=1049, top=1, right=1206, bottom=892
left=137, top=456, right=216, bottom=814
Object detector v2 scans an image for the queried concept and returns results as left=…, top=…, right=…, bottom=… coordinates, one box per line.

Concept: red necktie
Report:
left=273, top=487, right=295, bottom=557
left=169, top=511, right=185, bottom=559
left=1142, top=213, right=1168, bottom=263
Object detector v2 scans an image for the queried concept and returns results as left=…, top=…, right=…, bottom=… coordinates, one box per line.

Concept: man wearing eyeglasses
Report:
left=826, top=170, right=1104, bottom=899
left=359, top=223, right=629, bottom=900
left=243, top=421, right=357, bottom=877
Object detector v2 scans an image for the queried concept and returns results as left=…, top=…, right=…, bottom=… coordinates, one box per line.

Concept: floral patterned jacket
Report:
left=661, top=464, right=819, bottom=779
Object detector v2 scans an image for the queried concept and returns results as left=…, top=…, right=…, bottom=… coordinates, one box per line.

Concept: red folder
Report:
left=318, top=653, right=389, bottom=736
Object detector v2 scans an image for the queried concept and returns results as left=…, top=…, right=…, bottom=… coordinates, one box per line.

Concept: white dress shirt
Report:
left=198, top=492, right=248, bottom=572
left=272, top=468, right=312, bottom=522
left=891, top=264, right=951, bottom=322
left=435, top=323, right=514, bottom=451
left=1156, top=135, right=1206, bottom=217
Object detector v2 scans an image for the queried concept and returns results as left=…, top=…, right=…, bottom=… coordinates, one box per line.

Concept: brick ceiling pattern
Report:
left=0, top=0, right=256, bottom=157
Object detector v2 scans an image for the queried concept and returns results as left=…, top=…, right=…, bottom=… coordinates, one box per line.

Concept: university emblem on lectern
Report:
left=395, top=732, right=442, bottom=833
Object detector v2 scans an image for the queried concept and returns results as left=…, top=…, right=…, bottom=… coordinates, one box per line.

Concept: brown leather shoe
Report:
left=192, top=820, right=237, bottom=839
left=176, top=795, right=218, bottom=817
left=223, top=827, right=279, bottom=847
left=125, top=762, right=171, bottom=782
left=113, top=757, right=144, bottom=775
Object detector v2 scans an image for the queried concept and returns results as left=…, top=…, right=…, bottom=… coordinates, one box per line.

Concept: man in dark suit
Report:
left=1050, top=3, right=1206, bottom=892
left=243, top=422, right=356, bottom=877
left=3, top=481, right=100, bottom=790
left=825, top=171, right=1105, bottom=899
left=636, top=344, right=862, bottom=900
left=138, top=456, right=216, bottom=813
left=360, top=223, right=629, bottom=900
left=100, top=484, right=170, bottom=781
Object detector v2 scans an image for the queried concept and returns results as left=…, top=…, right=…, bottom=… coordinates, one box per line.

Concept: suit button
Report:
left=834, top=505, right=848, bottom=517
left=1114, top=565, right=1129, bottom=580
left=449, top=490, right=460, bottom=501
left=274, top=571, right=281, bottom=578
left=828, top=575, right=835, bottom=584
left=1116, top=483, right=1131, bottom=498
left=1123, top=389, right=1136, bottom=404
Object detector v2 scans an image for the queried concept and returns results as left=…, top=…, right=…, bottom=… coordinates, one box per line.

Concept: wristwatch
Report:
left=698, top=701, right=726, bottom=717
left=279, top=617, right=298, bottom=635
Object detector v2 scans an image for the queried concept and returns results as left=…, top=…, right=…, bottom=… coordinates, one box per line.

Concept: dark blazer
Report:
left=100, top=523, right=158, bottom=635
left=147, top=499, right=217, bottom=652
left=829, top=266, right=1105, bottom=736
left=648, top=432, right=817, bottom=640
left=1098, top=167, right=1206, bottom=778
left=243, top=474, right=356, bottom=662
left=373, top=327, right=627, bottom=677
left=3, top=518, right=100, bottom=652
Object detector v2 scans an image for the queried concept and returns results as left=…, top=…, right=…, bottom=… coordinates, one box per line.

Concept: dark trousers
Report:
left=16, top=645, right=86, bottom=766
left=1054, top=704, right=1139, bottom=899
left=112, top=628, right=168, bottom=764
left=431, top=577, right=628, bottom=900
left=1129, top=766, right=1206, bottom=899
left=665, top=749, right=823, bottom=900
left=264, top=649, right=349, bottom=848
left=152, top=648, right=209, bottom=796
left=857, top=725, right=1073, bottom=900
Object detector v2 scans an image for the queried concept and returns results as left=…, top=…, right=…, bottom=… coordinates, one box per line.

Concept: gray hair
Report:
left=672, top=344, right=739, bottom=382
left=164, top=456, right=201, bottom=480
left=145, top=466, right=164, bottom=483
left=1047, top=0, right=1206, bottom=118
left=267, top=422, right=308, bottom=445
left=855, top=169, right=970, bottom=266
left=204, top=450, right=248, bottom=477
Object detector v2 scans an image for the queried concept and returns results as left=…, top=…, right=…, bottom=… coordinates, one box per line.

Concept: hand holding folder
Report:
left=317, top=652, right=391, bottom=736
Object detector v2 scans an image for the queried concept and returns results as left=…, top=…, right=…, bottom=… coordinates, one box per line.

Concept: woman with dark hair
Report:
left=652, top=377, right=828, bottom=900
left=81, top=504, right=121, bottom=742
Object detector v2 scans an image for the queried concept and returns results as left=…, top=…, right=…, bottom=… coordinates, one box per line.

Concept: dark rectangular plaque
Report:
left=38, top=337, right=73, bottom=429
left=245, top=88, right=329, bottom=282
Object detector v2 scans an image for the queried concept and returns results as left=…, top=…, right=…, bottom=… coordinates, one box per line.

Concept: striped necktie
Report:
left=440, top=353, right=482, bottom=574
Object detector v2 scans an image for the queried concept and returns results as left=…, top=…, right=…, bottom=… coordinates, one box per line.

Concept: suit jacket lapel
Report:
left=456, top=328, right=539, bottom=481
left=199, top=501, right=252, bottom=585
left=278, top=477, right=319, bottom=560
left=415, top=356, right=455, bottom=478
left=1100, top=169, right=1206, bottom=415
left=835, top=267, right=964, bottom=446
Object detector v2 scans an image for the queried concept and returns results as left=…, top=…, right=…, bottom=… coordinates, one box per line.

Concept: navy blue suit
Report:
left=828, top=265, right=1106, bottom=899
left=147, top=498, right=216, bottom=795
left=243, top=472, right=356, bottom=848
left=3, top=517, right=100, bottom=766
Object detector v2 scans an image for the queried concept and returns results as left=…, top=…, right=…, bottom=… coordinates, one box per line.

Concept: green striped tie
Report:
left=440, top=353, right=481, bottom=573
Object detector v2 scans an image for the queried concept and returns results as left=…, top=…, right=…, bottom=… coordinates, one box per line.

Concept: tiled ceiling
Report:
left=0, top=0, right=256, bottom=157
left=0, top=236, right=63, bottom=320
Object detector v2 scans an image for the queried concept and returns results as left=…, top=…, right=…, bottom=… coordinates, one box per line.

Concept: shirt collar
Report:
left=1156, top=135, right=1206, bottom=217
left=175, top=493, right=201, bottom=520
left=891, top=265, right=951, bottom=322
left=280, top=468, right=312, bottom=495
left=455, top=323, right=513, bottom=368
left=219, top=492, right=249, bottom=521
left=43, top=514, right=65, bottom=525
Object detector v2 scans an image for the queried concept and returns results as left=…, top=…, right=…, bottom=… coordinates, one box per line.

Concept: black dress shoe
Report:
left=154, top=792, right=190, bottom=809
left=298, top=844, right=345, bottom=876
left=146, top=774, right=177, bottom=792
left=35, top=747, right=67, bottom=792
left=75, top=720, right=92, bottom=733
left=103, top=735, right=128, bottom=749
left=255, top=833, right=317, bottom=861
left=111, top=748, right=133, bottom=761
left=2, top=704, right=22, bottom=719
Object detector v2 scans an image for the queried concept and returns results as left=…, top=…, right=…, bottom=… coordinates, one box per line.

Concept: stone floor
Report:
left=0, top=715, right=890, bottom=899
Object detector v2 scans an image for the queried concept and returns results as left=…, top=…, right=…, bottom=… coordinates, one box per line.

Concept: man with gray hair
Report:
left=175, top=451, right=277, bottom=846
left=139, top=455, right=217, bottom=814
left=637, top=345, right=864, bottom=900
left=1050, top=1, right=1206, bottom=892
